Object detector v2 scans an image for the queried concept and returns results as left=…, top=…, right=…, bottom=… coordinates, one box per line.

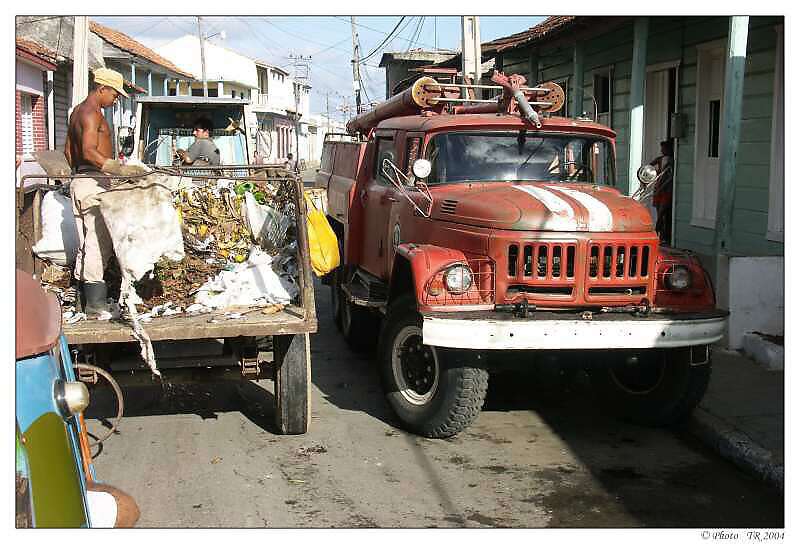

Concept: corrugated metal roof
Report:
left=90, top=20, right=195, bottom=79
left=482, top=16, right=578, bottom=54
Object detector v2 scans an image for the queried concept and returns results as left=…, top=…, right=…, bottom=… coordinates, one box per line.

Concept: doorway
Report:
left=643, top=62, right=679, bottom=245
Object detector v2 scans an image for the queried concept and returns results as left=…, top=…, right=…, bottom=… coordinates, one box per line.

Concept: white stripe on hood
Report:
left=547, top=186, right=614, bottom=231
left=513, top=185, right=577, bottom=230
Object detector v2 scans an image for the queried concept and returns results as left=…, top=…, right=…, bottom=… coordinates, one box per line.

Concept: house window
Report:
left=231, top=90, right=236, bottom=98
left=207, top=87, right=218, bottom=98
left=767, top=25, right=784, bottom=242
left=20, top=93, right=35, bottom=157
left=555, top=78, right=570, bottom=117
left=191, top=87, right=203, bottom=97
left=592, top=68, right=613, bottom=126
left=707, top=99, right=721, bottom=158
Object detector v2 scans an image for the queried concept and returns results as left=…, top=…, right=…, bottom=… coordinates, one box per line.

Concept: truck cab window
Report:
left=424, top=131, right=615, bottom=185
left=375, top=137, right=395, bottom=184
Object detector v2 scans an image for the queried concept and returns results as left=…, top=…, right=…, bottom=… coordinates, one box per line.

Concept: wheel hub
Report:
left=392, top=325, right=439, bottom=405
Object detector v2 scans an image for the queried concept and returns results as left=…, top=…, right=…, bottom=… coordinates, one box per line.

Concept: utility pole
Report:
left=71, top=16, right=89, bottom=109
left=197, top=16, right=208, bottom=97
left=460, top=16, right=482, bottom=99
left=325, top=92, right=331, bottom=134
left=289, top=53, right=311, bottom=172
left=350, top=16, right=362, bottom=114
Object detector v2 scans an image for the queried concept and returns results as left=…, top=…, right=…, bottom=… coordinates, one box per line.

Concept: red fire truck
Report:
left=316, top=73, right=728, bottom=438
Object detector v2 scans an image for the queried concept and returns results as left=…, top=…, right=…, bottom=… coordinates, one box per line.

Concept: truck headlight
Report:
left=443, top=264, right=473, bottom=294
left=54, top=379, right=90, bottom=417
left=665, top=266, right=692, bottom=290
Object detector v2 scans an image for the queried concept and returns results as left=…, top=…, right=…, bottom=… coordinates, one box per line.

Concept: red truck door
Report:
left=359, top=132, right=399, bottom=279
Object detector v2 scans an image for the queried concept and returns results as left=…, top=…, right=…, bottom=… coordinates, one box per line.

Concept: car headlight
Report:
left=665, top=265, right=692, bottom=290
left=54, top=379, right=90, bottom=417
left=443, top=264, right=473, bottom=294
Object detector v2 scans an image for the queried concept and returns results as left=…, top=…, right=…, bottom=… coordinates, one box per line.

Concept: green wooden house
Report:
left=480, top=16, right=784, bottom=349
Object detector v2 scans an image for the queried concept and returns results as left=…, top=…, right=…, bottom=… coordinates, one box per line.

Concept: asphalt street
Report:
left=89, top=281, right=784, bottom=528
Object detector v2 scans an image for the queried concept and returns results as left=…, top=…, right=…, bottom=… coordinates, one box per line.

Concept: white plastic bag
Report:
left=195, top=247, right=298, bottom=309
left=32, top=190, right=79, bottom=267
left=244, top=192, right=291, bottom=252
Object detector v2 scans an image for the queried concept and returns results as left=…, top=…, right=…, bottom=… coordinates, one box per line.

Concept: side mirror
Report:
left=637, top=164, right=658, bottom=185
left=412, top=158, right=432, bottom=180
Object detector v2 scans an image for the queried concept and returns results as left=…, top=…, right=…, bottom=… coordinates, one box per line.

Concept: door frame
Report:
left=643, top=59, right=681, bottom=246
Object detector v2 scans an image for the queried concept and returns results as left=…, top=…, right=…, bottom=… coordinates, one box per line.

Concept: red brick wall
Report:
left=15, top=89, right=48, bottom=156
left=15, top=90, right=22, bottom=156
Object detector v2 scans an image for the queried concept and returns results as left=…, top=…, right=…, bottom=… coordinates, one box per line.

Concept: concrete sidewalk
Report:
left=686, top=348, right=785, bottom=490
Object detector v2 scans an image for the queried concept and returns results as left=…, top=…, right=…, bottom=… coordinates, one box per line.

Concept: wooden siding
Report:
left=498, top=16, right=783, bottom=259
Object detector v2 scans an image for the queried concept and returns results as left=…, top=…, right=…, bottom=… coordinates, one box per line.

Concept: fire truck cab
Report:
left=318, top=75, right=728, bottom=438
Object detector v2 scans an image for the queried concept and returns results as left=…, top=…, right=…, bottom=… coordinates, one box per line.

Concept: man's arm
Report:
left=64, top=128, right=73, bottom=167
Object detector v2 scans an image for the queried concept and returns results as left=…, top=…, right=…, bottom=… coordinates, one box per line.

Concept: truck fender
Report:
left=390, top=244, right=469, bottom=308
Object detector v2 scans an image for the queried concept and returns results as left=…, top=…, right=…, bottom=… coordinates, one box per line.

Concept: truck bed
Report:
left=64, top=303, right=316, bottom=344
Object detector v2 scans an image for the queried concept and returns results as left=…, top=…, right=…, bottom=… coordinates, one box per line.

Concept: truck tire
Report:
left=590, top=347, right=712, bottom=426
left=378, top=294, right=488, bottom=438
left=273, top=333, right=311, bottom=434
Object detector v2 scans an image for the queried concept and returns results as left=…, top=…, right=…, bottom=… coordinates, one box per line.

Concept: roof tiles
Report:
left=89, top=20, right=194, bottom=78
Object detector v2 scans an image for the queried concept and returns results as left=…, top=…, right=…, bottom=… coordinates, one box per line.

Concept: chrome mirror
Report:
left=637, top=164, right=658, bottom=185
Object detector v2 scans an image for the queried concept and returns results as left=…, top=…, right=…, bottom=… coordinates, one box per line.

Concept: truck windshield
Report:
left=425, top=131, right=615, bottom=185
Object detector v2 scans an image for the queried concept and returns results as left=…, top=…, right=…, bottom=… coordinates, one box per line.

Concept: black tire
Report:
left=273, top=333, right=311, bottom=434
left=590, top=347, right=712, bottom=426
left=378, top=294, right=489, bottom=438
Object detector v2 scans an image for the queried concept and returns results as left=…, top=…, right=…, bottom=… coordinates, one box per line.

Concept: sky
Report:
left=93, top=16, right=545, bottom=118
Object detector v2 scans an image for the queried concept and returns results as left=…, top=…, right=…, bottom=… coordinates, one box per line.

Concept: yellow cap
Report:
left=93, top=67, right=129, bottom=98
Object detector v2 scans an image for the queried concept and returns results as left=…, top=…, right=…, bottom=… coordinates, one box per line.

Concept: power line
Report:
left=131, top=17, right=170, bottom=38
left=261, top=17, right=353, bottom=56
left=358, top=16, right=405, bottom=63
left=333, top=16, right=437, bottom=50
left=406, top=16, right=425, bottom=52
left=16, top=16, right=62, bottom=25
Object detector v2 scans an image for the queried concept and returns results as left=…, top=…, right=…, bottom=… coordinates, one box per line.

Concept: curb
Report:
left=686, top=407, right=783, bottom=491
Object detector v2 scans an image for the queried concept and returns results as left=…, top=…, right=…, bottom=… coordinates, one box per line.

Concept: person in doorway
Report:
left=175, top=117, right=220, bottom=166
left=649, top=139, right=674, bottom=244
left=285, top=152, right=297, bottom=173
left=65, top=67, right=146, bottom=317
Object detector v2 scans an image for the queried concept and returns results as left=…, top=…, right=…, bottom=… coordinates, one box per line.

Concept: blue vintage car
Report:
left=15, top=269, right=138, bottom=527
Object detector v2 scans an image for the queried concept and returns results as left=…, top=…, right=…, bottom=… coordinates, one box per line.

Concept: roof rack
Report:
left=346, top=71, right=565, bottom=135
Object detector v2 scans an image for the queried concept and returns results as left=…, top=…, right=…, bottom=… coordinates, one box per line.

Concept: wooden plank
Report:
left=64, top=305, right=317, bottom=344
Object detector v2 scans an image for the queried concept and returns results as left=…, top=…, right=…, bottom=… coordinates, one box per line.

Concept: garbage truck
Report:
left=16, top=96, right=316, bottom=435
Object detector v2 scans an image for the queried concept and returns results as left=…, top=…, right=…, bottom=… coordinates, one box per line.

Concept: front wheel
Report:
left=378, top=294, right=488, bottom=438
left=590, top=347, right=712, bottom=426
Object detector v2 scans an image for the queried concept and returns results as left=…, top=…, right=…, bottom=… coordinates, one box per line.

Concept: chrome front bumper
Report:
left=422, top=310, right=728, bottom=350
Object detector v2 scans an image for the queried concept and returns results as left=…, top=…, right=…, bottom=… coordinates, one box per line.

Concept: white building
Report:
left=156, top=35, right=314, bottom=165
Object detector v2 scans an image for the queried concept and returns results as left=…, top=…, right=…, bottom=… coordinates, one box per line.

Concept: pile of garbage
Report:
left=33, top=168, right=301, bottom=321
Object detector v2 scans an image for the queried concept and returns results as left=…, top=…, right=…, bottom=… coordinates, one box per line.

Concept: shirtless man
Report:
left=65, top=67, right=144, bottom=316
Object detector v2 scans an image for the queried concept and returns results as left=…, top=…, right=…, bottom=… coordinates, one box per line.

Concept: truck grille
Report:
left=587, top=243, right=650, bottom=280
left=502, top=239, right=656, bottom=305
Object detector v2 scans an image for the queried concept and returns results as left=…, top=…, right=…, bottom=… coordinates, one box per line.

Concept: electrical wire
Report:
left=130, top=17, right=170, bottom=39
left=333, top=15, right=437, bottom=50
left=357, top=16, right=406, bottom=63
left=405, top=16, right=425, bottom=52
